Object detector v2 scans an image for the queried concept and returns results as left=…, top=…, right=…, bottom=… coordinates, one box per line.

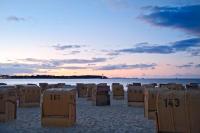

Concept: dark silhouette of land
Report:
left=0, top=75, right=108, bottom=79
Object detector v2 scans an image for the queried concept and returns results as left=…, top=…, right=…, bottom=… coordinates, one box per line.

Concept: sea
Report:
left=1, top=78, right=200, bottom=91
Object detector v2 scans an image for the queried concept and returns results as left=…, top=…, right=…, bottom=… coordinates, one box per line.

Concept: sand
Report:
left=0, top=92, right=156, bottom=133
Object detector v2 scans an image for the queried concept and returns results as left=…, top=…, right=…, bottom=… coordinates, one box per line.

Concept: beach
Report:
left=1, top=0, right=200, bottom=132
left=1, top=78, right=199, bottom=133
left=0, top=92, right=155, bottom=133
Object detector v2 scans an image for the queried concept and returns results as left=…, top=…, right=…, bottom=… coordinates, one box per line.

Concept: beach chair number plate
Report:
left=50, top=95, right=61, bottom=100
left=164, top=98, right=180, bottom=108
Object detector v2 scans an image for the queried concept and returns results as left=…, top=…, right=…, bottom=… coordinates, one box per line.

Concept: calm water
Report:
left=1, top=78, right=199, bottom=91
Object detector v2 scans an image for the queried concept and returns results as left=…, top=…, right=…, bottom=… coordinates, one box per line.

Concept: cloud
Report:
left=49, top=58, right=107, bottom=65
left=70, top=51, right=81, bottom=54
left=0, top=67, right=35, bottom=75
left=63, top=51, right=81, bottom=55
left=52, top=44, right=83, bottom=50
left=0, top=63, right=40, bottom=69
left=188, top=49, right=200, bottom=56
left=118, top=38, right=200, bottom=55
left=96, top=63, right=157, bottom=70
left=0, top=57, right=108, bottom=74
left=21, top=57, right=107, bottom=65
left=172, top=38, right=200, bottom=51
left=140, top=5, right=200, bottom=35
left=59, top=66, right=88, bottom=70
left=0, top=55, right=108, bottom=75
left=6, top=16, right=26, bottom=22
left=0, top=61, right=91, bottom=75
left=20, top=58, right=46, bottom=62
left=88, top=63, right=96, bottom=66
left=0, top=63, right=39, bottom=75
left=119, top=45, right=173, bottom=54
left=196, top=64, right=200, bottom=68
left=176, top=62, right=194, bottom=68
left=107, top=51, right=121, bottom=56
left=176, top=62, right=200, bottom=69
left=98, top=49, right=121, bottom=57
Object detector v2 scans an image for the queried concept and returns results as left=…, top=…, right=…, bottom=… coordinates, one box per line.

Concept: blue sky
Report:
left=0, top=0, right=200, bottom=78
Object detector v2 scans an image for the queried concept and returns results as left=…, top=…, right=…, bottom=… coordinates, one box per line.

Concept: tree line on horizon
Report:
left=0, top=75, right=108, bottom=79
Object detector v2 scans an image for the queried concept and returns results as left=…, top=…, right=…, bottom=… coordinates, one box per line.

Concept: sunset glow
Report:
left=0, top=0, right=200, bottom=78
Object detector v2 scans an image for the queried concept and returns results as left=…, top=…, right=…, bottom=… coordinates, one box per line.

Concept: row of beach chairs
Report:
left=0, top=83, right=76, bottom=127
left=0, top=82, right=200, bottom=132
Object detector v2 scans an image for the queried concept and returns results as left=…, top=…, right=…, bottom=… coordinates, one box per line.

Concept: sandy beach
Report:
left=0, top=92, right=156, bottom=133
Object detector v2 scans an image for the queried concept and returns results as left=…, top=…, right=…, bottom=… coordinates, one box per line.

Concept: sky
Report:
left=0, top=0, right=200, bottom=78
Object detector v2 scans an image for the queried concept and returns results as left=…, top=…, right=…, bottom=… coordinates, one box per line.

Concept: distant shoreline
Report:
left=1, top=77, right=200, bottom=80
left=0, top=75, right=108, bottom=79
left=1, top=75, right=200, bottom=80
